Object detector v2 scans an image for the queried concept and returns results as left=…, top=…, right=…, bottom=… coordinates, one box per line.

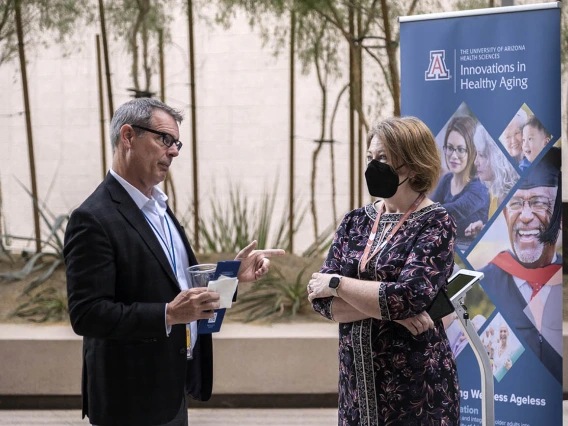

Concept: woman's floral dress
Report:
left=312, top=203, right=460, bottom=426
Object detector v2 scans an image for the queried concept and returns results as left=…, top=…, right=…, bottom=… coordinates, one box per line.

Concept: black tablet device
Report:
left=427, top=270, right=484, bottom=321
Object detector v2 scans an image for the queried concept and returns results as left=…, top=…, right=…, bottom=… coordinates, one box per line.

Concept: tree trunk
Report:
left=14, top=0, right=41, bottom=253
left=142, top=18, right=151, bottom=92
left=159, top=28, right=165, bottom=102
left=288, top=10, right=296, bottom=253
left=564, top=69, right=568, bottom=168
left=188, top=0, right=200, bottom=250
left=329, top=84, right=349, bottom=226
left=139, top=0, right=151, bottom=93
left=166, top=174, right=178, bottom=214
left=348, top=4, right=355, bottom=211
left=380, top=0, right=401, bottom=116
left=130, top=9, right=143, bottom=90
left=0, top=174, right=4, bottom=253
left=96, top=35, right=107, bottom=180
left=309, top=30, right=327, bottom=242
left=98, top=0, right=114, bottom=117
left=329, top=142, right=337, bottom=225
left=310, top=143, right=323, bottom=240
left=159, top=28, right=173, bottom=204
left=357, top=7, right=363, bottom=207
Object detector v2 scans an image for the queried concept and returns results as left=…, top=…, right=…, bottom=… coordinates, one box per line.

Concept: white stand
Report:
left=452, top=295, right=495, bottom=426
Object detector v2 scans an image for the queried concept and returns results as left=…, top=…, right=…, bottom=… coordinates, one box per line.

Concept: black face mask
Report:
left=365, top=160, right=409, bottom=198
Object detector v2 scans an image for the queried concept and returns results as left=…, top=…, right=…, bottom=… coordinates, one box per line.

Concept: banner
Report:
left=400, top=3, right=562, bottom=426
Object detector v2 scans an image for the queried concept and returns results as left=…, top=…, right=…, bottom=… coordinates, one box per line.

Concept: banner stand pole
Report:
left=452, top=295, right=495, bottom=426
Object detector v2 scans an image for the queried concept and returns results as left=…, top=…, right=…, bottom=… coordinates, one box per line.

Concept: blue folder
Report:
left=197, top=260, right=240, bottom=334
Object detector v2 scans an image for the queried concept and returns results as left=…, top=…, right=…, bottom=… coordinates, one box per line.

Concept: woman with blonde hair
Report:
left=308, top=116, right=459, bottom=425
left=465, top=124, right=519, bottom=237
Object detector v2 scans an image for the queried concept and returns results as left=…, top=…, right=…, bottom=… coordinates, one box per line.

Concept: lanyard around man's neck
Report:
left=142, top=211, right=177, bottom=274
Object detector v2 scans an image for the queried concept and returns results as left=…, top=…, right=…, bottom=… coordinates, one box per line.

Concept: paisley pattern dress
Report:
left=312, top=202, right=460, bottom=426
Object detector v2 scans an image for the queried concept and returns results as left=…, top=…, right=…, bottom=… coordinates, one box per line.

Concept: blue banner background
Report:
left=401, top=6, right=562, bottom=426
left=401, top=9, right=560, bottom=141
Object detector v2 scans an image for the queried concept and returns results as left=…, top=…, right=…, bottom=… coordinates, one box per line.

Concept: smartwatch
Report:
left=329, top=275, right=343, bottom=297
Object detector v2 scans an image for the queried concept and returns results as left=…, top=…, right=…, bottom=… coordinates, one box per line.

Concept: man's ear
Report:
left=120, top=124, right=135, bottom=149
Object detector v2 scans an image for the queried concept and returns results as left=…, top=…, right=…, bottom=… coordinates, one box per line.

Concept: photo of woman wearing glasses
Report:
left=431, top=115, right=490, bottom=247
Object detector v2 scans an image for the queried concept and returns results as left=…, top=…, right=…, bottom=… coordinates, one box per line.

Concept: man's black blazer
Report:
left=64, top=173, right=213, bottom=426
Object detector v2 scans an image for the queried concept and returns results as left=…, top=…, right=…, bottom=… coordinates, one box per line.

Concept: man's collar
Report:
left=109, top=169, right=168, bottom=210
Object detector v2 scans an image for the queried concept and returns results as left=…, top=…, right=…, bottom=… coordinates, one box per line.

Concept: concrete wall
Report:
left=5, top=1, right=563, bottom=256
left=0, top=3, right=383, bottom=256
left=0, top=323, right=338, bottom=398
left=1, top=322, right=566, bottom=405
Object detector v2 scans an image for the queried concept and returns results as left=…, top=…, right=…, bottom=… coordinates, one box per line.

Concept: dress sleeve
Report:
left=311, top=213, right=351, bottom=320
left=378, top=209, right=456, bottom=321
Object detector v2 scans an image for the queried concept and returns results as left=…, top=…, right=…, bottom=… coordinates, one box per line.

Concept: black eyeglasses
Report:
left=131, top=125, right=182, bottom=151
left=443, top=145, right=468, bottom=158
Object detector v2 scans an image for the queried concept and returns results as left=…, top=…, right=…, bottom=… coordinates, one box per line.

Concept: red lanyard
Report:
left=359, top=194, right=425, bottom=274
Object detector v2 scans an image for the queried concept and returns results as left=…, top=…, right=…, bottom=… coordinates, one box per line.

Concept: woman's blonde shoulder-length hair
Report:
left=367, top=116, right=442, bottom=194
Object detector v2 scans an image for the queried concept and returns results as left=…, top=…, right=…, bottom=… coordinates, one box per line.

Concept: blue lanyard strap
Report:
left=141, top=211, right=177, bottom=274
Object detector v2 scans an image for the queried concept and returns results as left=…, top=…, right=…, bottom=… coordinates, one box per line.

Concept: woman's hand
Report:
left=464, top=220, right=483, bottom=237
left=307, top=273, right=334, bottom=302
left=394, top=311, right=434, bottom=335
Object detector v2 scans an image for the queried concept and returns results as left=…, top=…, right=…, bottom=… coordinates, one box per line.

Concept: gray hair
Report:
left=511, top=109, right=527, bottom=130
left=474, top=124, right=519, bottom=203
left=110, top=98, right=184, bottom=153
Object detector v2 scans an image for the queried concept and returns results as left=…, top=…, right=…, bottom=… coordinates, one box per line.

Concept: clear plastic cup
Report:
left=186, top=264, right=216, bottom=288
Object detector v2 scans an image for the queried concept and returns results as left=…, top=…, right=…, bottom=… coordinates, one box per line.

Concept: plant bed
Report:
left=0, top=253, right=328, bottom=325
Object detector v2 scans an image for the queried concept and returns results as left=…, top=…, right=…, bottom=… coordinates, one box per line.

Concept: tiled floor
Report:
left=1, top=406, right=568, bottom=425
left=0, top=408, right=338, bottom=426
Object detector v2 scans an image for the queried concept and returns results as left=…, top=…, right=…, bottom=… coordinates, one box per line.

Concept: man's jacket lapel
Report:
left=104, top=174, right=179, bottom=290
left=166, top=205, right=198, bottom=267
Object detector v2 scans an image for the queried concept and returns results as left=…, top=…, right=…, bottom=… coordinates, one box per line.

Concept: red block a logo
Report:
left=425, top=50, right=451, bottom=81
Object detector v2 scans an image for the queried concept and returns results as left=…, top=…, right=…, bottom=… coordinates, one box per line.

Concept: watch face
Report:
left=329, top=276, right=340, bottom=289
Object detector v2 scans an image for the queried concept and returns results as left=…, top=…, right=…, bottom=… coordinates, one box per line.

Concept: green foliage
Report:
left=231, top=263, right=311, bottom=322
left=213, top=0, right=286, bottom=30
left=0, top=0, right=94, bottom=66
left=104, top=0, right=177, bottom=92
left=213, top=0, right=343, bottom=79
left=301, top=221, right=336, bottom=258
left=210, top=0, right=444, bottom=118
left=561, top=2, right=568, bottom=74
left=0, top=243, right=12, bottom=264
left=0, top=176, right=12, bottom=264
left=0, top=180, right=68, bottom=294
left=198, top=184, right=254, bottom=253
left=187, top=180, right=307, bottom=253
left=11, top=286, right=68, bottom=322
left=454, top=0, right=491, bottom=12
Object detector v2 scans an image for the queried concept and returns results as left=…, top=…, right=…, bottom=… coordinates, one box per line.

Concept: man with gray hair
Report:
left=64, top=98, right=284, bottom=426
